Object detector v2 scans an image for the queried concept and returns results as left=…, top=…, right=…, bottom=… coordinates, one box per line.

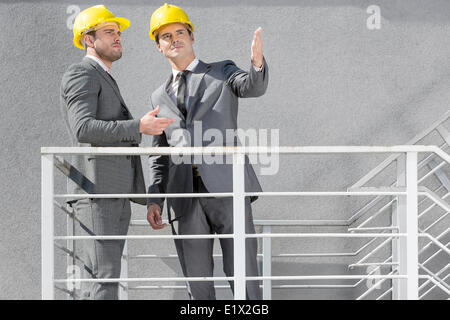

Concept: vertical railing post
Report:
left=393, top=155, right=406, bottom=299
left=41, top=153, right=54, bottom=300
left=119, top=240, right=129, bottom=300
left=405, top=151, right=419, bottom=299
left=262, top=225, right=272, bottom=300
left=233, top=151, right=246, bottom=299
left=66, top=205, right=75, bottom=299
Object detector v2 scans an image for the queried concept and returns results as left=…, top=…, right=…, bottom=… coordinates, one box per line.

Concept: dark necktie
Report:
left=176, top=70, right=189, bottom=118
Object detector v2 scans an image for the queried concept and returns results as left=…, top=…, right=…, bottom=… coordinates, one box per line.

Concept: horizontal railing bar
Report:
left=127, top=284, right=356, bottom=290
left=348, top=110, right=450, bottom=189
left=55, top=233, right=409, bottom=241
left=353, top=257, right=393, bottom=287
left=54, top=275, right=407, bottom=284
left=128, top=285, right=225, bottom=290
left=129, top=254, right=227, bottom=259
left=349, top=227, right=399, bottom=232
left=54, top=193, right=233, bottom=199
left=246, top=191, right=407, bottom=196
left=351, top=198, right=396, bottom=229
left=348, top=262, right=398, bottom=268
left=253, top=219, right=349, bottom=226
left=41, top=145, right=441, bottom=155
left=348, top=180, right=442, bottom=228
left=54, top=191, right=408, bottom=200
left=129, top=219, right=349, bottom=227
left=55, top=234, right=234, bottom=240
left=272, top=253, right=357, bottom=257
left=246, top=275, right=406, bottom=280
left=269, top=284, right=355, bottom=289
left=348, top=176, right=450, bottom=226
left=245, top=233, right=408, bottom=238
left=128, top=252, right=360, bottom=259
left=54, top=277, right=234, bottom=283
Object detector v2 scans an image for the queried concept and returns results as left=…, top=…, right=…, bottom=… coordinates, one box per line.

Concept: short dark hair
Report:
left=155, top=24, right=192, bottom=44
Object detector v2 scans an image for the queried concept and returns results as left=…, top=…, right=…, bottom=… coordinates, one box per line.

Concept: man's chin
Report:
left=111, top=52, right=122, bottom=61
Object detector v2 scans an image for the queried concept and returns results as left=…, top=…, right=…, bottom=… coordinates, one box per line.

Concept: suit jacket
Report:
left=147, top=58, right=269, bottom=216
left=60, top=57, right=146, bottom=205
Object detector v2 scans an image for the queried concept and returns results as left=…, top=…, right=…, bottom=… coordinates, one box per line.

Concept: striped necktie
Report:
left=176, top=70, right=189, bottom=118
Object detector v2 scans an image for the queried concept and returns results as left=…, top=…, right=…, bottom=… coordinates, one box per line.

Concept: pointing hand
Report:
left=139, top=105, right=174, bottom=135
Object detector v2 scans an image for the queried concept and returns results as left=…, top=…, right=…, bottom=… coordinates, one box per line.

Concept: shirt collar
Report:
left=172, top=58, right=199, bottom=81
left=86, top=55, right=111, bottom=74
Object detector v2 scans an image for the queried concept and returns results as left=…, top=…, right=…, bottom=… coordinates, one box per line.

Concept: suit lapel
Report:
left=83, top=57, right=131, bottom=116
left=187, top=60, right=211, bottom=122
left=162, top=73, right=185, bottom=119
left=159, top=60, right=212, bottom=121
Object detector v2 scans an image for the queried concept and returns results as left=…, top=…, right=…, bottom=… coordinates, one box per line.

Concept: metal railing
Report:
left=346, top=112, right=450, bottom=299
left=41, top=145, right=450, bottom=300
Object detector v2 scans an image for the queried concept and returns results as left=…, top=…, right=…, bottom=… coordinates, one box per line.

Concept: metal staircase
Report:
left=347, top=111, right=450, bottom=299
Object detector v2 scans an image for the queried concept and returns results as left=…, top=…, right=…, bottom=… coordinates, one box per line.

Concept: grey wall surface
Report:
left=0, top=0, right=449, bottom=299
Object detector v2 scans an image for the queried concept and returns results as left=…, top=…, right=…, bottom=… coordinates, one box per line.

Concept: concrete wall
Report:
left=0, top=0, right=449, bottom=299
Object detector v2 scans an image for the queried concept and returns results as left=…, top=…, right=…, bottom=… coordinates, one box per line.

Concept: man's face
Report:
left=156, top=23, right=194, bottom=61
left=87, top=23, right=123, bottom=62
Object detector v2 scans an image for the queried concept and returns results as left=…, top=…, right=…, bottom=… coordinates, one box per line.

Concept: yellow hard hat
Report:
left=149, top=3, right=194, bottom=41
left=72, top=5, right=130, bottom=49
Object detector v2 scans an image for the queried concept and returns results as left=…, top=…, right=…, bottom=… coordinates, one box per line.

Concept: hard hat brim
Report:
left=149, top=20, right=194, bottom=41
left=73, top=17, right=130, bottom=50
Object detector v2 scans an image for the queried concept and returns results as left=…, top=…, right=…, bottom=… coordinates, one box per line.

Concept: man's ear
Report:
left=190, top=32, right=194, bottom=43
left=156, top=43, right=162, bottom=53
left=83, top=34, right=94, bottom=48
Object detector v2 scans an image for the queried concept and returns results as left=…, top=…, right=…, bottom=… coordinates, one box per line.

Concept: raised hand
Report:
left=251, top=27, right=263, bottom=68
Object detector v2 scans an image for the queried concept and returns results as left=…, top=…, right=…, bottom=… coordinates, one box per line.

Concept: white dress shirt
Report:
left=168, top=58, right=199, bottom=111
left=86, top=54, right=113, bottom=76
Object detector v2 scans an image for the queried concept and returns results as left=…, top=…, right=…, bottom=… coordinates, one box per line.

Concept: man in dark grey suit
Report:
left=146, top=4, right=268, bottom=300
left=60, top=5, right=173, bottom=300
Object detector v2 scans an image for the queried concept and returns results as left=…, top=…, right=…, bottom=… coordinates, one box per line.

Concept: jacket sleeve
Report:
left=146, top=98, right=169, bottom=209
left=62, top=65, right=141, bottom=145
left=224, top=57, right=269, bottom=98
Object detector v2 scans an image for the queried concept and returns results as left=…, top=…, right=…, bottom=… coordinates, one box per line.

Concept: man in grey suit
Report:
left=60, top=5, right=174, bottom=299
left=146, top=4, right=268, bottom=300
